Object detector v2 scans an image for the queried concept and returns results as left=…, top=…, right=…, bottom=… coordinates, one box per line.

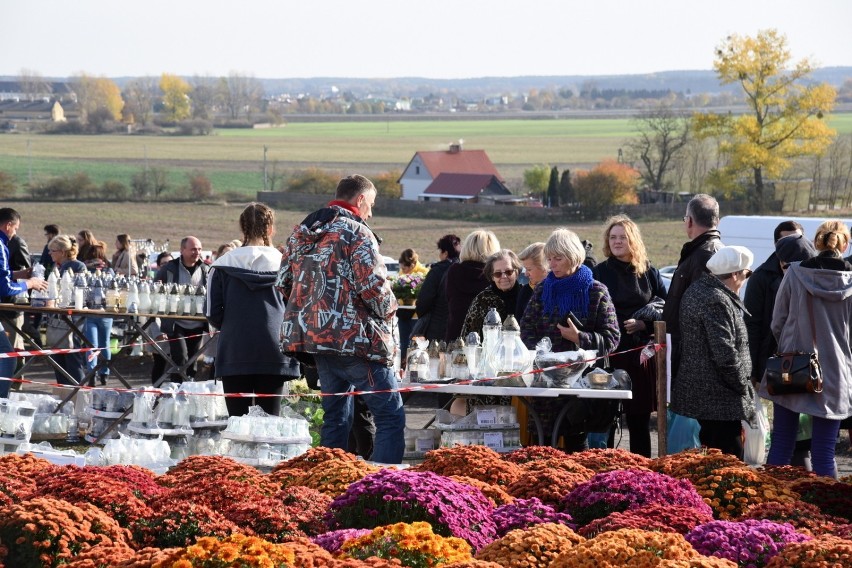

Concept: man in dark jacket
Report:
left=415, top=234, right=460, bottom=341
left=661, top=194, right=723, bottom=378
left=155, top=236, right=209, bottom=382
left=743, top=221, right=805, bottom=383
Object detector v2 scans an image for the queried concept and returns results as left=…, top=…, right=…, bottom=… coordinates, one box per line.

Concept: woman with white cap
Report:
left=670, top=245, right=756, bottom=459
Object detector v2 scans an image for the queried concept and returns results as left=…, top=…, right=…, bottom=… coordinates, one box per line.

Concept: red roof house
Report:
left=421, top=173, right=511, bottom=203
left=398, top=143, right=505, bottom=201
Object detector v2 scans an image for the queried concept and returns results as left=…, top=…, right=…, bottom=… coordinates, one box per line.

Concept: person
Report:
left=45, top=235, right=88, bottom=386
left=111, top=234, right=138, bottom=277
left=214, top=241, right=239, bottom=260
left=763, top=220, right=852, bottom=478
left=747, top=228, right=817, bottom=467
left=517, top=242, right=547, bottom=318
left=148, top=251, right=174, bottom=384
left=0, top=208, right=47, bottom=397
left=592, top=215, right=668, bottom=457
left=444, top=230, right=501, bottom=342
left=277, top=174, right=405, bottom=464
left=520, top=228, right=620, bottom=450
left=671, top=246, right=756, bottom=459
left=77, top=230, right=109, bottom=272
left=744, top=221, right=805, bottom=384
left=662, top=194, right=723, bottom=379
left=40, top=224, right=60, bottom=274
left=206, top=203, right=300, bottom=416
left=156, top=236, right=209, bottom=382
left=414, top=234, right=460, bottom=341
left=396, top=248, right=429, bottom=360
left=461, top=249, right=523, bottom=339
left=0, top=233, right=32, bottom=377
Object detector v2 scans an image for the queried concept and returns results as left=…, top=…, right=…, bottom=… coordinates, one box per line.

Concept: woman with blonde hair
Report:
left=444, top=229, right=501, bottom=341
left=592, top=215, right=667, bottom=456
left=111, top=234, right=138, bottom=277
left=762, top=220, right=852, bottom=477
left=517, top=242, right=546, bottom=318
left=46, top=235, right=87, bottom=385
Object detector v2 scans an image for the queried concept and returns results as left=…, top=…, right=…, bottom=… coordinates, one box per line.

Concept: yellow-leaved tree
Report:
left=160, top=73, right=192, bottom=122
left=693, top=29, right=836, bottom=212
left=71, top=73, right=124, bottom=126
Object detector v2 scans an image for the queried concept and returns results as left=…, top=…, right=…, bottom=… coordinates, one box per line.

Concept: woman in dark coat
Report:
left=444, top=230, right=501, bottom=342
left=592, top=215, right=667, bottom=457
left=671, top=246, right=756, bottom=459
left=206, top=203, right=300, bottom=417
left=414, top=234, right=460, bottom=341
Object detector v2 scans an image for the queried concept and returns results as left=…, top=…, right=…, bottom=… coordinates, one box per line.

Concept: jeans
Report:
left=84, top=317, right=113, bottom=377
left=314, top=353, right=405, bottom=464
left=0, top=325, right=14, bottom=398
left=767, top=403, right=840, bottom=478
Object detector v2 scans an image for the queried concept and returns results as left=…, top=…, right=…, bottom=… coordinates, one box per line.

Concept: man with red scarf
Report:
left=277, top=175, right=405, bottom=464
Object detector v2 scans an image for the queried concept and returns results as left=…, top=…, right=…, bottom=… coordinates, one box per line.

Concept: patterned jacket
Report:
left=276, top=205, right=397, bottom=364
left=671, top=273, right=755, bottom=422
left=519, top=280, right=620, bottom=355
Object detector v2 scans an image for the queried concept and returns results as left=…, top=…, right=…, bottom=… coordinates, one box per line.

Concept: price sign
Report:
left=483, top=431, right=504, bottom=449
left=476, top=409, right=497, bottom=426
left=415, top=436, right=435, bottom=452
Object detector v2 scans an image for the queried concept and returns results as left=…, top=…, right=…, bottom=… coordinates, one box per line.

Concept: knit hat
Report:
left=775, top=234, right=817, bottom=263
left=706, top=245, right=754, bottom=275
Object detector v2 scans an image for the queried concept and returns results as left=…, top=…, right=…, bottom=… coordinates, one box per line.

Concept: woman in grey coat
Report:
left=671, top=246, right=756, bottom=459
left=763, top=220, right=852, bottom=478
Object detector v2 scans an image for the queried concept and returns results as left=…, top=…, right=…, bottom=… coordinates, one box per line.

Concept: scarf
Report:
left=541, top=264, right=594, bottom=319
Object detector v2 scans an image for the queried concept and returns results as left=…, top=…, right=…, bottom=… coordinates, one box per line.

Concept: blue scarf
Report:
left=541, top=264, right=593, bottom=319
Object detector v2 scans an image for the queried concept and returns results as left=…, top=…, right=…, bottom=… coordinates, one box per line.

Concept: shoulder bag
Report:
left=763, top=293, right=823, bottom=395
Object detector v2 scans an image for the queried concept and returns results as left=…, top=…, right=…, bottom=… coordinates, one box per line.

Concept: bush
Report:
left=286, top=167, right=339, bottom=194
left=187, top=171, right=213, bottom=199
left=28, top=173, right=97, bottom=199
left=373, top=169, right=402, bottom=199
left=100, top=180, right=129, bottom=200
left=131, top=168, right=169, bottom=200
left=573, top=160, right=640, bottom=218
left=0, top=171, right=16, bottom=198
left=176, top=119, right=213, bottom=136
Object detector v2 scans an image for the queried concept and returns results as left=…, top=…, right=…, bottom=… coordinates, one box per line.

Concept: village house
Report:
left=398, top=142, right=508, bottom=201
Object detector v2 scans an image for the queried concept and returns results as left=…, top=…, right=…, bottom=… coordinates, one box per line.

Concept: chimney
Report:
left=449, top=142, right=461, bottom=154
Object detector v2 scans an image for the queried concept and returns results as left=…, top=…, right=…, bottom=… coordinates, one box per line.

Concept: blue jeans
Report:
left=0, top=324, right=15, bottom=398
left=84, top=317, right=113, bottom=377
left=767, top=403, right=840, bottom=478
left=314, top=353, right=405, bottom=464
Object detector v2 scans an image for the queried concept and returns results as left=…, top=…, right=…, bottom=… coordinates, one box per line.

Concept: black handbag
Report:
left=764, top=293, right=824, bottom=396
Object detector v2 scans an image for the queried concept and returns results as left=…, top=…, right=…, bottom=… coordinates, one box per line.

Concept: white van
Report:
left=718, top=215, right=852, bottom=264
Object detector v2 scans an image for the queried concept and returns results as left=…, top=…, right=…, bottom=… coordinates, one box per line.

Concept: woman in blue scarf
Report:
left=520, top=228, right=620, bottom=450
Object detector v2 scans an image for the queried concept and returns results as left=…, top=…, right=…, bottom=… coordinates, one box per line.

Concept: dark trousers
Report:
left=697, top=418, right=743, bottom=460
left=221, top=374, right=287, bottom=417
left=167, top=324, right=204, bottom=382
left=53, top=352, right=86, bottom=386
left=626, top=413, right=652, bottom=458
left=348, top=395, right=375, bottom=458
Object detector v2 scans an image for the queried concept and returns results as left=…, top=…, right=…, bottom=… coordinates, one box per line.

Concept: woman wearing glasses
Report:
left=460, top=249, right=523, bottom=339
left=671, top=245, right=756, bottom=459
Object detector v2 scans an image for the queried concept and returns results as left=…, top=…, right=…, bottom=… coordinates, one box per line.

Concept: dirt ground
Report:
left=16, top=353, right=852, bottom=477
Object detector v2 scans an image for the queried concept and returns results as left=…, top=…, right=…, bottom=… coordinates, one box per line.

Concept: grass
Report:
left=10, top=201, right=685, bottom=269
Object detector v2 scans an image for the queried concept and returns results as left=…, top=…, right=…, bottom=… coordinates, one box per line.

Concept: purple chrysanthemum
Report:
left=326, top=468, right=497, bottom=551
left=561, top=468, right=712, bottom=527
left=686, top=519, right=811, bottom=567
left=492, top=497, right=575, bottom=536
left=312, top=528, right=372, bottom=553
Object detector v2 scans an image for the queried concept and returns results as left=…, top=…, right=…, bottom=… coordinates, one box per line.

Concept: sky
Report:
left=2, top=0, right=851, bottom=80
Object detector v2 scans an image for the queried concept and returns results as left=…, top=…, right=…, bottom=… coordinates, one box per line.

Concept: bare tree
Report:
left=123, top=77, right=159, bottom=125
left=190, top=75, right=219, bottom=120
left=809, top=135, right=852, bottom=210
left=218, top=72, right=264, bottom=121
left=625, top=104, right=691, bottom=191
left=18, top=68, right=51, bottom=101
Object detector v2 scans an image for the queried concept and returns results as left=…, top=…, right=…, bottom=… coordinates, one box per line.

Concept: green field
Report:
left=1, top=114, right=850, bottom=196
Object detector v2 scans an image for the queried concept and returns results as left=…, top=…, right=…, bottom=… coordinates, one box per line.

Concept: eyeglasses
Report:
left=492, top=270, right=516, bottom=279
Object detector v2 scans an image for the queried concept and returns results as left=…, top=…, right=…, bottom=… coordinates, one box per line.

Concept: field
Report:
left=9, top=202, right=686, bottom=268
left=2, top=113, right=850, bottom=196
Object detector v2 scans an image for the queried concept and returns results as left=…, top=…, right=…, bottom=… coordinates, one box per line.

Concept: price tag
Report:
left=415, top=437, right=435, bottom=452
left=483, top=431, right=504, bottom=449
left=476, top=409, right=497, bottom=426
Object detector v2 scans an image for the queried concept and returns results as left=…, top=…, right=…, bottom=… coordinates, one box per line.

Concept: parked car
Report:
left=382, top=256, right=400, bottom=278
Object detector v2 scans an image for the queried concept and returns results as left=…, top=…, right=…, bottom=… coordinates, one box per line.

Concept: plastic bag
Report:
left=666, top=409, right=701, bottom=453
left=743, top=402, right=769, bottom=465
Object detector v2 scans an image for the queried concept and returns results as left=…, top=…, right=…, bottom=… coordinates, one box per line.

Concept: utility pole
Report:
left=27, top=139, right=32, bottom=185
left=263, top=145, right=268, bottom=191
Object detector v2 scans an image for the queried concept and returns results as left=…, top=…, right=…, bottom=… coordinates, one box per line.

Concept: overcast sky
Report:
left=3, top=0, right=850, bottom=79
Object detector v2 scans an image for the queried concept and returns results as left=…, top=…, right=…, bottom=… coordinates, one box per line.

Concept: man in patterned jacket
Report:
left=277, top=175, right=405, bottom=463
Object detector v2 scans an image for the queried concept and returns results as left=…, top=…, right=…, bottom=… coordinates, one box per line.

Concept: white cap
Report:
left=706, top=245, right=754, bottom=275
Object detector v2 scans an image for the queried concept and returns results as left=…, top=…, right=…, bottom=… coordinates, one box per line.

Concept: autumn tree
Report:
left=160, top=73, right=192, bottom=122
left=693, top=29, right=837, bottom=212
left=625, top=104, right=690, bottom=191
left=123, top=77, right=158, bottom=125
left=70, top=73, right=124, bottom=125
left=523, top=164, right=550, bottom=201
left=373, top=170, right=402, bottom=199
left=573, top=159, right=640, bottom=217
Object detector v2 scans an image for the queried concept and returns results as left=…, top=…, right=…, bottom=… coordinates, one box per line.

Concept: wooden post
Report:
left=654, top=320, right=668, bottom=457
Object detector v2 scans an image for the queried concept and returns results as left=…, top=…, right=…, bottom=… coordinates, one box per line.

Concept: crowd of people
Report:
left=1, top=174, right=851, bottom=474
